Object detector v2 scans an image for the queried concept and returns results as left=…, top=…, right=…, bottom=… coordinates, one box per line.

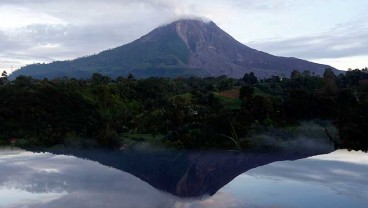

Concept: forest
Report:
left=0, top=68, right=367, bottom=151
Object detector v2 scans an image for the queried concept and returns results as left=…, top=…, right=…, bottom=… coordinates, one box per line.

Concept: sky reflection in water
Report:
left=0, top=149, right=367, bottom=208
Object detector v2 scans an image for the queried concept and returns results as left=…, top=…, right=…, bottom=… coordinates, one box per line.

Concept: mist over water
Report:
left=248, top=120, right=337, bottom=153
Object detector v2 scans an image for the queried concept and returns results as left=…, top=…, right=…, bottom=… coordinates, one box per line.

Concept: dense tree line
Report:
left=0, top=68, right=367, bottom=151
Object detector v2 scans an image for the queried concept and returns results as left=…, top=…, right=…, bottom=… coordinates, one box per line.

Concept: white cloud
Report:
left=246, top=16, right=368, bottom=70
left=311, top=56, right=368, bottom=71
left=0, top=5, right=66, bottom=29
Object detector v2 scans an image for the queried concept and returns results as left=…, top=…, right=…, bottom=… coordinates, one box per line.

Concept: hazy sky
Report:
left=0, top=0, right=367, bottom=73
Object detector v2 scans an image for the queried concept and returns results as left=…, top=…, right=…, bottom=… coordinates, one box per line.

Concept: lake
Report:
left=0, top=148, right=367, bottom=208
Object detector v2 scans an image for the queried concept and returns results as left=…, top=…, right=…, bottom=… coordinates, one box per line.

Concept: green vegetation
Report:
left=0, top=68, right=367, bottom=151
left=10, top=32, right=193, bottom=79
left=213, top=92, right=241, bottom=110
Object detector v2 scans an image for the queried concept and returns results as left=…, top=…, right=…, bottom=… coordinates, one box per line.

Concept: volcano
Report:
left=11, top=19, right=337, bottom=79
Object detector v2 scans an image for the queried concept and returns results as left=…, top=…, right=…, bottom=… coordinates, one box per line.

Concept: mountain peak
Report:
left=137, top=18, right=221, bottom=51
left=171, top=19, right=219, bottom=52
left=168, top=17, right=214, bottom=25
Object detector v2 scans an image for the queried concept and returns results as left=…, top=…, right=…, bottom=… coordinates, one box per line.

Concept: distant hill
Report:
left=10, top=19, right=339, bottom=79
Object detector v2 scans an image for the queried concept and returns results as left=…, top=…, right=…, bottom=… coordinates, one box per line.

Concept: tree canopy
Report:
left=0, top=69, right=367, bottom=151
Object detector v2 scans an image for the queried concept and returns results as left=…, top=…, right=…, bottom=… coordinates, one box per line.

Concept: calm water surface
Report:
left=0, top=149, right=367, bottom=208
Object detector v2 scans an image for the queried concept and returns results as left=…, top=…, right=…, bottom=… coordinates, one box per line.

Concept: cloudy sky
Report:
left=0, top=0, right=367, bottom=73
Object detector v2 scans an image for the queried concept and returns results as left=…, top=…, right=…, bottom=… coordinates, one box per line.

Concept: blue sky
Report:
left=0, top=0, right=367, bottom=73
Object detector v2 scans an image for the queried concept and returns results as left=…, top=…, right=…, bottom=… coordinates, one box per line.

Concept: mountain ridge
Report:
left=10, top=19, right=339, bottom=79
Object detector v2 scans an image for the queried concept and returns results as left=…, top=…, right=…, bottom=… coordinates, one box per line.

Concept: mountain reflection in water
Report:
left=47, top=148, right=333, bottom=198
left=0, top=148, right=367, bottom=208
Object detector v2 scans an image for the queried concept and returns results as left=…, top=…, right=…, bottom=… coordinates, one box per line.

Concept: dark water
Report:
left=0, top=148, right=367, bottom=208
